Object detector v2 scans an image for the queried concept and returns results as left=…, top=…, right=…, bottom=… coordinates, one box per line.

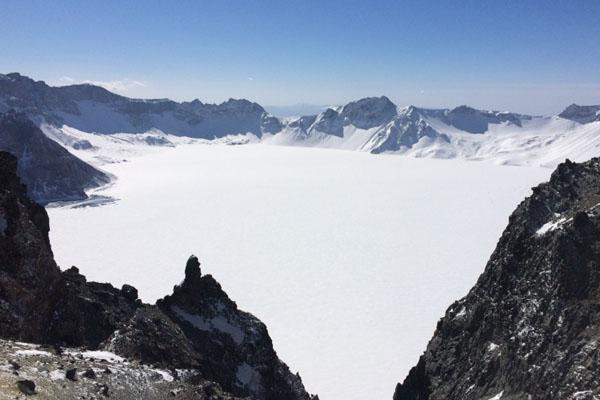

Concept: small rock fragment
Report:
left=66, top=368, right=78, bottom=381
left=99, top=384, right=110, bottom=397
left=17, top=379, right=36, bottom=395
left=83, top=368, right=97, bottom=379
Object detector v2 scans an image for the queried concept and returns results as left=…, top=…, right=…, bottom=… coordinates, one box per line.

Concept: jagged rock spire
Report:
left=184, top=254, right=202, bottom=286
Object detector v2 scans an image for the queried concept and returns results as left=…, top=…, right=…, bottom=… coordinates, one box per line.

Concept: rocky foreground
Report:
left=0, top=150, right=315, bottom=399
left=394, top=158, right=600, bottom=400
left=0, top=340, right=244, bottom=400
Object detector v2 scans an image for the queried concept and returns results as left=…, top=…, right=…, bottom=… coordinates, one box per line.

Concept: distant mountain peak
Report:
left=0, top=72, right=271, bottom=138
left=559, top=103, right=600, bottom=124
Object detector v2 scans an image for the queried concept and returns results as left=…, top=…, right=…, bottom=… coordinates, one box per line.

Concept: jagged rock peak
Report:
left=340, top=95, right=398, bottom=128
left=393, top=157, right=600, bottom=400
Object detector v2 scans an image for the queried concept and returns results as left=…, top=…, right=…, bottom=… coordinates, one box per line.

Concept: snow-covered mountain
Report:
left=2, top=72, right=600, bottom=168
left=0, top=72, right=281, bottom=138
left=268, top=99, right=600, bottom=166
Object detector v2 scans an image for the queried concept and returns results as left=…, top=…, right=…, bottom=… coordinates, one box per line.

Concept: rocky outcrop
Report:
left=0, top=111, right=110, bottom=203
left=306, top=96, right=398, bottom=137
left=0, top=150, right=315, bottom=400
left=367, top=107, right=448, bottom=153
left=445, top=105, right=526, bottom=133
left=394, top=157, right=600, bottom=400
left=0, top=339, right=246, bottom=400
left=156, top=256, right=312, bottom=400
left=559, top=104, right=600, bottom=124
left=0, top=150, right=136, bottom=344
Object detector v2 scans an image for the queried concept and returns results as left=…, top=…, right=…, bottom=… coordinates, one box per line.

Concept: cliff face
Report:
left=0, top=111, right=110, bottom=203
left=394, top=158, right=600, bottom=400
left=0, top=151, right=315, bottom=400
left=0, top=150, right=138, bottom=345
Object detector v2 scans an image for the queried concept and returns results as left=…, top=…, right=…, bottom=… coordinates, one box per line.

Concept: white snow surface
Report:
left=65, top=350, right=125, bottom=363
left=536, top=216, right=572, bottom=236
left=46, top=143, right=551, bottom=400
left=15, top=349, right=53, bottom=357
left=487, top=391, right=504, bottom=400
left=264, top=113, right=600, bottom=167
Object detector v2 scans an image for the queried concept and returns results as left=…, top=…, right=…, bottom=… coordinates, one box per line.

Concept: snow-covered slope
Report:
left=2, top=72, right=600, bottom=168
left=46, top=144, right=551, bottom=400
left=266, top=101, right=600, bottom=167
left=0, top=72, right=280, bottom=138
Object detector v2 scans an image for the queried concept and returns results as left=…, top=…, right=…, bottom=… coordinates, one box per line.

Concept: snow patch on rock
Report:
left=171, top=305, right=245, bottom=344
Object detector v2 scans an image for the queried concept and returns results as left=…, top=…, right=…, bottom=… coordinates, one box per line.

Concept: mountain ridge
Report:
left=0, top=110, right=110, bottom=203
left=394, top=157, right=600, bottom=400
left=2, top=72, right=600, bottom=168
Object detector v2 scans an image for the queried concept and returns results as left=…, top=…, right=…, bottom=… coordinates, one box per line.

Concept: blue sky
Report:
left=1, top=0, right=599, bottom=113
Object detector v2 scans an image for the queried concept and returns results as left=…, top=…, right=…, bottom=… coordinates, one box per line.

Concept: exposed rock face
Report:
left=0, top=111, right=110, bottom=203
left=394, top=157, right=600, bottom=400
left=106, top=305, right=201, bottom=369
left=0, top=150, right=59, bottom=339
left=306, top=96, right=398, bottom=137
left=0, top=72, right=277, bottom=138
left=559, top=104, right=600, bottom=124
left=157, top=256, right=313, bottom=400
left=445, top=105, right=526, bottom=133
left=0, top=151, right=136, bottom=343
left=368, top=107, right=449, bottom=154
left=0, top=150, right=315, bottom=399
left=339, top=96, right=398, bottom=129
left=278, top=102, right=531, bottom=154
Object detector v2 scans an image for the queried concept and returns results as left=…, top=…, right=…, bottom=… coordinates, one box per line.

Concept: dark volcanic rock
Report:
left=394, top=157, right=600, bottom=400
left=17, top=379, right=36, bottom=395
left=0, top=151, right=137, bottom=345
left=0, top=150, right=316, bottom=399
left=66, top=368, right=78, bottom=381
left=105, top=305, right=201, bottom=369
left=46, top=267, right=138, bottom=347
left=0, top=110, right=110, bottom=203
left=157, top=255, right=314, bottom=400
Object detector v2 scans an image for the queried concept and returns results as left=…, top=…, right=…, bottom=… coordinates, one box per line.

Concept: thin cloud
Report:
left=57, top=77, right=147, bottom=94
left=82, top=79, right=147, bottom=93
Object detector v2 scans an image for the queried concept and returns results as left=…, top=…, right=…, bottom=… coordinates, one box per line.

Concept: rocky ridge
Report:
left=0, top=150, right=315, bottom=400
left=0, top=110, right=110, bottom=203
left=559, top=104, right=600, bottom=124
left=394, top=157, right=600, bottom=400
left=4, top=73, right=600, bottom=162
left=0, top=73, right=279, bottom=138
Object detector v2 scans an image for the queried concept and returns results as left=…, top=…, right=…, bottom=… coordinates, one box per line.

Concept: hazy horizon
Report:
left=1, top=0, right=599, bottom=114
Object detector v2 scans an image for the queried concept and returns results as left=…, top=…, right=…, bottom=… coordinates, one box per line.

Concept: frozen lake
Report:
left=47, top=144, right=550, bottom=400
